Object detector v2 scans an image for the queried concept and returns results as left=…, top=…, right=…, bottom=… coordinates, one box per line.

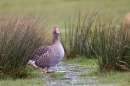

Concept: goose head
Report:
left=52, top=25, right=60, bottom=42
left=53, top=25, right=60, bottom=34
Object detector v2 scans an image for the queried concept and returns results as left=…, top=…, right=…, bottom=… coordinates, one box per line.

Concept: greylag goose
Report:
left=28, top=25, right=64, bottom=73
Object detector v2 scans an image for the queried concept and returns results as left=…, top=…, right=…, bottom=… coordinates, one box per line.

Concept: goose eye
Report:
left=55, top=28, right=60, bottom=33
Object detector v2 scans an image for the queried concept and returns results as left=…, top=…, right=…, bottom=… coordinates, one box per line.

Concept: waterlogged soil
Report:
left=34, top=62, right=119, bottom=86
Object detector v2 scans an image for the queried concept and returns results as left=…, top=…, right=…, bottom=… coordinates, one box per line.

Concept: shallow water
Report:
left=39, top=62, right=118, bottom=86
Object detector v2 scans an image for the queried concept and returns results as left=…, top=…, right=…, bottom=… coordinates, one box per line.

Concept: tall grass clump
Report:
left=61, top=12, right=97, bottom=59
left=92, top=18, right=130, bottom=72
left=0, top=17, right=49, bottom=78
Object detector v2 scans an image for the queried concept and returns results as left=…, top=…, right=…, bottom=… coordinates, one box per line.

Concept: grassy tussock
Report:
left=92, top=18, right=130, bottom=72
left=0, top=17, right=49, bottom=78
left=62, top=11, right=130, bottom=72
left=61, top=12, right=97, bottom=58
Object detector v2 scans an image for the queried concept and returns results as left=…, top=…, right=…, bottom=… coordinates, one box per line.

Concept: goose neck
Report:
left=53, top=34, right=59, bottom=43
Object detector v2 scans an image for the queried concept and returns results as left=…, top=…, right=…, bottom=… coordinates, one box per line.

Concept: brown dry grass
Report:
left=123, top=12, right=130, bottom=28
left=0, top=16, right=49, bottom=78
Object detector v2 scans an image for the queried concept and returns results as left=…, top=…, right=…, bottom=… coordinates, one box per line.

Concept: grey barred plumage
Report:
left=28, top=25, right=64, bottom=73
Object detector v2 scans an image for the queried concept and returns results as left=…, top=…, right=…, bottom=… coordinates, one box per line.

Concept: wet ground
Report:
left=33, top=62, right=119, bottom=86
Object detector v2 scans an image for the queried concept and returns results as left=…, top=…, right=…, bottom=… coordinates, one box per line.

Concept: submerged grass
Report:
left=49, top=73, right=65, bottom=78
left=0, top=16, right=49, bottom=78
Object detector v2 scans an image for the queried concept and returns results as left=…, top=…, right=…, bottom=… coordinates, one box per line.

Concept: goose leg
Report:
left=42, top=67, right=50, bottom=74
left=47, top=67, right=50, bottom=72
left=42, top=68, right=48, bottom=74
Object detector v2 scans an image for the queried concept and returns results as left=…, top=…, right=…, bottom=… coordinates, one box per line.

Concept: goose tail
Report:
left=27, top=60, right=38, bottom=68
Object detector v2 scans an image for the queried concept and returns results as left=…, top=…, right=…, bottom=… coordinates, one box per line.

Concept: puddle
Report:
left=36, top=62, right=119, bottom=86
left=39, top=62, right=95, bottom=86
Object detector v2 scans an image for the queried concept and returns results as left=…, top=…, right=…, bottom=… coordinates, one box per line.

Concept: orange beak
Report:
left=55, top=28, right=60, bottom=33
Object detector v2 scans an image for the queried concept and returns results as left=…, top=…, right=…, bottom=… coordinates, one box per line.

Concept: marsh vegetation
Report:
left=0, top=0, right=130, bottom=86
